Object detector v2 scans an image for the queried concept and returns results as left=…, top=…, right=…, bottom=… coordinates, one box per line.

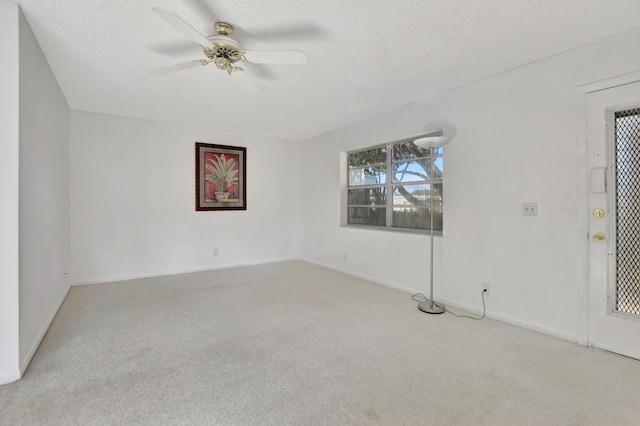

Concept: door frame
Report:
left=576, top=70, right=640, bottom=347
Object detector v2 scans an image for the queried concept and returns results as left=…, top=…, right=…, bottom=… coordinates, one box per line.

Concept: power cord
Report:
left=412, top=290, right=487, bottom=320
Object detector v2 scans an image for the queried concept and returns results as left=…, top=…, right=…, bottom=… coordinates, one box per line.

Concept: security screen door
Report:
left=587, top=81, right=640, bottom=360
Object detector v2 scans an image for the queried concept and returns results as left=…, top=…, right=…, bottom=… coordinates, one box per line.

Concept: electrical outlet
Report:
left=481, top=282, right=491, bottom=294
left=212, top=248, right=219, bottom=258
left=343, top=252, right=347, bottom=261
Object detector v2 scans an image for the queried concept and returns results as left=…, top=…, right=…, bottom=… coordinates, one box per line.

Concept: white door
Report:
left=587, top=81, right=640, bottom=360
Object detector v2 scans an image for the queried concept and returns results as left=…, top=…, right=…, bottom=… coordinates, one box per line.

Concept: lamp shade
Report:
left=413, top=134, right=450, bottom=149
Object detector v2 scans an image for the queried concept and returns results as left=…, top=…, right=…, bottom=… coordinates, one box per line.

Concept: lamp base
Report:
left=418, top=300, right=445, bottom=314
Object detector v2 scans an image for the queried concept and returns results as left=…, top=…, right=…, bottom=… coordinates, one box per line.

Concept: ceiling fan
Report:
left=148, top=7, right=308, bottom=95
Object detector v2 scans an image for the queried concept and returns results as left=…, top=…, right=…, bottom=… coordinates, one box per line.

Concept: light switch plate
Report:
left=522, top=202, right=538, bottom=216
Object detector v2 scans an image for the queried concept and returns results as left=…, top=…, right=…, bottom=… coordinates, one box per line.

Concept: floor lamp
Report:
left=413, top=131, right=452, bottom=314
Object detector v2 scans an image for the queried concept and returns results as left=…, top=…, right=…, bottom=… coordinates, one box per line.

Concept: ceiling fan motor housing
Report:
left=204, top=34, right=243, bottom=64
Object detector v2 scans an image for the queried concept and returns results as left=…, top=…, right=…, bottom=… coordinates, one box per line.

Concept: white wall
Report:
left=70, top=111, right=301, bottom=284
left=0, top=1, right=21, bottom=385
left=18, top=8, right=71, bottom=373
left=299, top=27, right=640, bottom=341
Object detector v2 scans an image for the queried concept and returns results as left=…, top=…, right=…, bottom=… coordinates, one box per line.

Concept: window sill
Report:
left=342, top=224, right=443, bottom=236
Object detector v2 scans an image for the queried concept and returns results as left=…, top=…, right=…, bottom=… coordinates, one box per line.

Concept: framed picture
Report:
left=195, top=142, right=246, bottom=211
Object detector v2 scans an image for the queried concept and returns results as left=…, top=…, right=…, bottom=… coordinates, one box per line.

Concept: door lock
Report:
left=593, top=209, right=605, bottom=218
left=593, top=232, right=605, bottom=242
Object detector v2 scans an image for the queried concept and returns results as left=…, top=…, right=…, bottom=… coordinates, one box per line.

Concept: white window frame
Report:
left=344, top=134, right=444, bottom=235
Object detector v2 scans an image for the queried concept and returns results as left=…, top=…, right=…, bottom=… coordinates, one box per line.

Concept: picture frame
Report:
left=195, top=142, right=246, bottom=211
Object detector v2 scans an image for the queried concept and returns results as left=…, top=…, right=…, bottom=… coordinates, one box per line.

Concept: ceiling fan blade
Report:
left=230, top=70, right=263, bottom=95
left=148, top=61, right=204, bottom=75
left=243, top=50, right=308, bottom=65
left=151, top=7, right=213, bottom=47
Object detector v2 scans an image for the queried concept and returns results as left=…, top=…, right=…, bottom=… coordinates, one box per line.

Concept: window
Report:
left=346, top=136, right=444, bottom=232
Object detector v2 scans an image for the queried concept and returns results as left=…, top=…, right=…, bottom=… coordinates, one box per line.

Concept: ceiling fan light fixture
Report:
left=215, top=57, right=229, bottom=69
left=214, top=57, right=243, bottom=74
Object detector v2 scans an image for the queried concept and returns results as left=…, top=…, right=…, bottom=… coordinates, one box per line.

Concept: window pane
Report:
left=393, top=159, right=428, bottom=183
left=392, top=207, right=427, bottom=230
left=393, top=184, right=430, bottom=207
left=392, top=183, right=442, bottom=230
left=393, top=141, right=442, bottom=160
left=428, top=183, right=443, bottom=210
left=348, top=166, right=387, bottom=186
left=434, top=156, right=443, bottom=172
left=348, top=207, right=386, bottom=226
left=392, top=206, right=442, bottom=231
left=393, top=141, right=429, bottom=160
left=393, top=158, right=443, bottom=183
left=349, top=147, right=387, bottom=167
left=348, top=187, right=386, bottom=205
left=393, top=184, right=442, bottom=210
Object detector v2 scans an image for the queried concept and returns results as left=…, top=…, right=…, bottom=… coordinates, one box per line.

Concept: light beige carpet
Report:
left=1, top=260, right=639, bottom=425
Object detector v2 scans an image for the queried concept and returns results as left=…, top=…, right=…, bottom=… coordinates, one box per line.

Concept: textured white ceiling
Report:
left=15, top=0, right=640, bottom=141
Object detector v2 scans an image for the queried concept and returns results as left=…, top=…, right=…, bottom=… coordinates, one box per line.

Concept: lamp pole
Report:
left=418, top=147, right=444, bottom=314
left=413, top=131, right=452, bottom=314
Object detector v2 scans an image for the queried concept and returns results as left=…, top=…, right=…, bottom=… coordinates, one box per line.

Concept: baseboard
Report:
left=19, top=284, right=71, bottom=375
left=434, top=295, right=578, bottom=343
left=73, top=257, right=298, bottom=286
left=588, top=342, right=640, bottom=361
left=301, top=258, right=421, bottom=295
left=301, top=257, right=579, bottom=344
left=0, top=370, right=21, bottom=386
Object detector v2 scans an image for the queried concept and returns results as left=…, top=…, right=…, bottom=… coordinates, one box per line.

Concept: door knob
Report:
left=593, top=232, right=605, bottom=241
